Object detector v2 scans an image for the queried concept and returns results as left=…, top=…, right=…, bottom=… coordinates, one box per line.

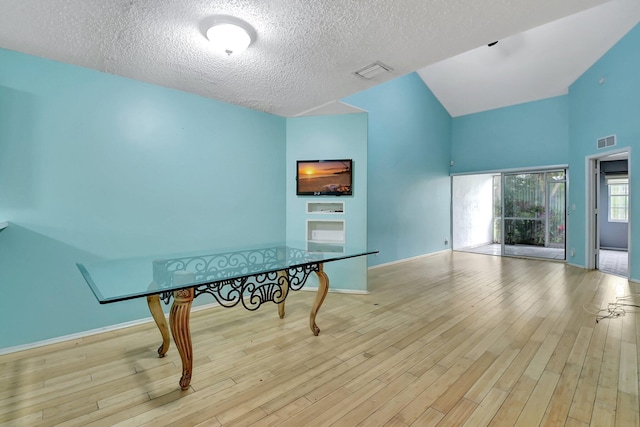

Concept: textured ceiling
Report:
left=0, top=0, right=622, bottom=117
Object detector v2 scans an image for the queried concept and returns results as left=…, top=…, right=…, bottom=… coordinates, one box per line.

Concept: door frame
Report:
left=585, top=148, right=631, bottom=273
left=450, top=164, right=568, bottom=257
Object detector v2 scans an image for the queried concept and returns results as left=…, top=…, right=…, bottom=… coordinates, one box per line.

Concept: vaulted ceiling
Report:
left=1, top=0, right=638, bottom=118
left=418, top=0, right=640, bottom=117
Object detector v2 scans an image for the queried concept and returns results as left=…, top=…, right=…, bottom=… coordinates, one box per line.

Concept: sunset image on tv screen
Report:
left=297, top=160, right=351, bottom=195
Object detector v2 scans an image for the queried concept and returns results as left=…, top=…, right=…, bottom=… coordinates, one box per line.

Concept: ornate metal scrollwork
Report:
left=153, top=246, right=320, bottom=310
left=160, top=290, right=173, bottom=305
left=288, top=264, right=318, bottom=291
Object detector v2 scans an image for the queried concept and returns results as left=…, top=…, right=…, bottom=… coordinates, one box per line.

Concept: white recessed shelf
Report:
left=306, top=219, right=345, bottom=243
left=306, top=201, right=344, bottom=214
left=305, top=202, right=345, bottom=252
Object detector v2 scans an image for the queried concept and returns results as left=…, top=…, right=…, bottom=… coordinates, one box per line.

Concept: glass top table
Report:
left=78, top=241, right=376, bottom=304
left=77, top=241, right=378, bottom=390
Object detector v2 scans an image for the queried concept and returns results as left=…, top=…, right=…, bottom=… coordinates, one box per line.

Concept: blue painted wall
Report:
left=286, top=114, right=369, bottom=290
left=568, top=23, right=640, bottom=279
left=0, top=49, right=287, bottom=348
left=451, top=96, right=569, bottom=174
left=343, top=73, right=452, bottom=266
left=5, top=21, right=639, bottom=349
left=448, top=23, right=640, bottom=280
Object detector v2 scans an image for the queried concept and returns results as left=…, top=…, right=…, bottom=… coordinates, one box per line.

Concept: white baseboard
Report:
left=566, top=261, right=587, bottom=270
left=299, top=287, right=369, bottom=295
left=0, top=300, right=224, bottom=356
left=0, top=286, right=367, bottom=355
left=368, top=249, right=451, bottom=270
left=0, top=318, right=153, bottom=356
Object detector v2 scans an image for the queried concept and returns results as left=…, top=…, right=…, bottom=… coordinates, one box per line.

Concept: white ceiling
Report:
left=418, top=0, right=640, bottom=117
left=0, top=0, right=636, bottom=118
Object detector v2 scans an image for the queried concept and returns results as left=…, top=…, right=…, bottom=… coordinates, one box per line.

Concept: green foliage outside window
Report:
left=493, top=171, right=566, bottom=247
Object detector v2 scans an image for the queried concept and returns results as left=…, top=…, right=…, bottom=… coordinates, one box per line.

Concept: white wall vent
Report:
left=597, top=135, right=616, bottom=149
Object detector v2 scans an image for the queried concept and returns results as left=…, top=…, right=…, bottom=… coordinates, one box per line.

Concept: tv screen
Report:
left=296, top=159, right=352, bottom=196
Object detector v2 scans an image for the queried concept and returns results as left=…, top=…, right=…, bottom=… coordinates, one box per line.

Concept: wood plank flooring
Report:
left=1, top=251, right=639, bottom=426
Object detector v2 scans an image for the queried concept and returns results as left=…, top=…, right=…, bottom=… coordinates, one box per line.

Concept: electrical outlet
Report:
left=444, top=239, right=449, bottom=245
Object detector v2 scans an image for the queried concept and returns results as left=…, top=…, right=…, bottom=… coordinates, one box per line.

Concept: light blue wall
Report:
left=7, top=21, right=639, bottom=350
left=286, top=114, right=369, bottom=291
left=448, top=23, right=640, bottom=279
left=451, top=96, right=569, bottom=174
left=568, top=23, right=640, bottom=279
left=343, top=73, right=452, bottom=266
left=0, top=49, right=287, bottom=348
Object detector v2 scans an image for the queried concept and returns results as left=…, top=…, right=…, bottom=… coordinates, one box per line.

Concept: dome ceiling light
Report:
left=206, top=16, right=256, bottom=56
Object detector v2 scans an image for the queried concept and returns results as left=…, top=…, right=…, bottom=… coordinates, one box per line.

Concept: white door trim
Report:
left=585, top=147, right=631, bottom=274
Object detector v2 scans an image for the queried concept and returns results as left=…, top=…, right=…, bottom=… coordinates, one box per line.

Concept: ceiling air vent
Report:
left=354, top=61, right=392, bottom=80
left=597, top=135, right=616, bottom=149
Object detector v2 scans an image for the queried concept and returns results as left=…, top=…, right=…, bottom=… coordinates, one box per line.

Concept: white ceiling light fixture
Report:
left=206, top=16, right=256, bottom=56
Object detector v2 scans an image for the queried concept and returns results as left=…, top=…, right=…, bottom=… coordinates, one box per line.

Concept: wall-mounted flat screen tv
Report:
left=296, top=159, right=353, bottom=196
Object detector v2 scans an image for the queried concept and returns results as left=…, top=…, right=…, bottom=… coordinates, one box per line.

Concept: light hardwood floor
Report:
left=1, top=251, right=639, bottom=426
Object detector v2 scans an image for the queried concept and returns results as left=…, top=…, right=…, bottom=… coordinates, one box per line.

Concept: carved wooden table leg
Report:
left=146, top=293, right=170, bottom=357
left=277, top=270, right=289, bottom=319
left=170, top=287, right=194, bottom=390
left=310, top=263, right=329, bottom=336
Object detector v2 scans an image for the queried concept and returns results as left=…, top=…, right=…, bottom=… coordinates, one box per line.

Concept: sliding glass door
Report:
left=451, top=169, right=566, bottom=260
left=547, top=172, right=566, bottom=250
left=501, top=170, right=566, bottom=260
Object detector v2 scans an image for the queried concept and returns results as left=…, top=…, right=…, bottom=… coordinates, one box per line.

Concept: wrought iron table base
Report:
left=146, top=263, right=329, bottom=390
